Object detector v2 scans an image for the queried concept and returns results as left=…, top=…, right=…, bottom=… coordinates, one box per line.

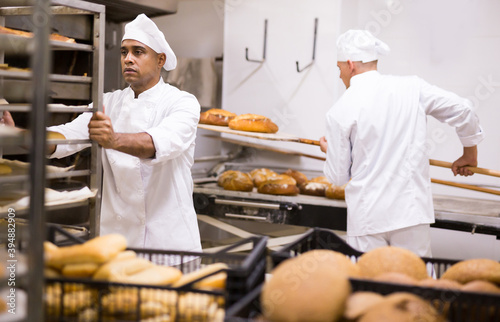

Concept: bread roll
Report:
left=261, top=256, right=351, bottom=322
left=173, top=263, right=228, bottom=289
left=461, top=280, right=500, bottom=294
left=357, top=246, right=429, bottom=280
left=298, top=249, right=361, bottom=278
left=441, top=258, right=500, bottom=285
left=47, top=131, right=66, bottom=140
left=228, top=113, right=279, bottom=133
left=344, top=292, right=385, bottom=320
left=325, top=183, right=347, bottom=200
left=418, top=278, right=462, bottom=290
left=45, top=234, right=127, bottom=269
left=199, top=108, right=236, bottom=126
left=372, top=272, right=418, bottom=285
left=217, top=170, right=254, bottom=192
left=359, top=292, right=444, bottom=322
left=61, top=263, right=100, bottom=278
left=257, top=174, right=299, bottom=196
left=250, top=168, right=279, bottom=188
left=282, top=169, right=308, bottom=186
left=299, top=176, right=330, bottom=196
left=0, top=164, right=12, bottom=175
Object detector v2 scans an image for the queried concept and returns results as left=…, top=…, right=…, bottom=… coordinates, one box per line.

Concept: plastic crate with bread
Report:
left=44, top=226, right=267, bottom=321
left=226, top=228, right=500, bottom=322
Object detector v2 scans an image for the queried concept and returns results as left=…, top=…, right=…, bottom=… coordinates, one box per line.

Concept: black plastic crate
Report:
left=226, top=228, right=500, bottom=322
left=45, top=226, right=268, bottom=321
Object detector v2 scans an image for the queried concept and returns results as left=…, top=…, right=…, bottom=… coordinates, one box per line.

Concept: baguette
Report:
left=228, top=113, right=279, bottom=133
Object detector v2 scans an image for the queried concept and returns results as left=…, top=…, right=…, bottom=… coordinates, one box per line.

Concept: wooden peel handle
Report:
left=429, top=159, right=500, bottom=178
left=431, top=178, right=500, bottom=196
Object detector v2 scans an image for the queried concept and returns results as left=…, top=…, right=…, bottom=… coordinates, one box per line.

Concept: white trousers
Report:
left=346, top=224, right=433, bottom=258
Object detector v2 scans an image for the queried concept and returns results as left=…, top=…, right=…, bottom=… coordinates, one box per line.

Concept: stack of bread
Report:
left=44, top=234, right=226, bottom=321
left=261, top=245, right=500, bottom=321
left=216, top=168, right=347, bottom=199
left=199, top=108, right=279, bottom=133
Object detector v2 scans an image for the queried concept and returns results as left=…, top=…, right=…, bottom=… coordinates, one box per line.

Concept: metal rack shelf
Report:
left=0, top=103, right=92, bottom=113
left=0, top=70, right=92, bottom=83
left=0, top=169, right=92, bottom=184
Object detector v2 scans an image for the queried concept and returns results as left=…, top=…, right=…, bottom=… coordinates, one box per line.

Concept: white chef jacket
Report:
left=324, top=71, right=484, bottom=237
left=48, top=78, right=202, bottom=252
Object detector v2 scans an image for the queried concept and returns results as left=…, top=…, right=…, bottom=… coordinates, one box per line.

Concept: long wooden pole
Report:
left=431, top=178, right=500, bottom=196
left=429, top=159, right=500, bottom=178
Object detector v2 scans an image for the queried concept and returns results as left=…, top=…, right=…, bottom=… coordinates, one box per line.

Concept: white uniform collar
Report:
left=350, top=70, right=380, bottom=87
left=130, top=77, right=165, bottom=100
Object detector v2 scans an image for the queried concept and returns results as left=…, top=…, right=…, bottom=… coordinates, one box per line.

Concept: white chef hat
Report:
left=336, top=30, right=390, bottom=63
left=122, top=14, right=177, bottom=71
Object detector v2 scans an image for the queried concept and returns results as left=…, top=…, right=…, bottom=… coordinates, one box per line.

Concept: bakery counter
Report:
left=194, top=182, right=500, bottom=237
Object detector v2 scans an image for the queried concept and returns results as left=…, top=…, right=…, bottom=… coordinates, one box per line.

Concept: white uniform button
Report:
left=116, top=215, right=122, bottom=221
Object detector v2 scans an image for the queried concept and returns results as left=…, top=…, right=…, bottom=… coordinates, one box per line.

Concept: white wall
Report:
left=222, top=0, right=341, bottom=171
left=339, top=0, right=500, bottom=201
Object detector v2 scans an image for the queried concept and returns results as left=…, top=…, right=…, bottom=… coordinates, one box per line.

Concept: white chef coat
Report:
left=324, top=71, right=484, bottom=237
left=48, top=78, right=202, bottom=252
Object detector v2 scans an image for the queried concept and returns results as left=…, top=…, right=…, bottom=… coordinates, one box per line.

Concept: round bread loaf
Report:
left=344, top=292, right=385, bottom=320
left=461, top=280, right=500, bottom=294
left=228, top=113, right=279, bottom=133
left=298, top=249, right=361, bottom=277
left=325, top=183, right=347, bottom=200
left=217, top=170, right=254, bottom=192
left=282, top=169, right=308, bottom=186
left=299, top=176, right=330, bottom=196
left=0, top=164, right=12, bottom=175
left=47, top=131, right=66, bottom=140
left=199, top=108, right=236, bottom=126
left=372, top=272, right=418, bottom=285
left=418, top=278, right=462, bottom=290
left=359, top=292, right=443, bottom=322
left=261, top=256, right=351, bottom=322
left=441, top=258, right=500, bottom=285
left=250, top=168, right=279, bottom=188
left=357, top=246, right=429, bottom=280
left=257, top=174, right=299, bottom=196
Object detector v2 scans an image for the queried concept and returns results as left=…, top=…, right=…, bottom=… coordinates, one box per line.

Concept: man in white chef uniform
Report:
left=47, top=14, right=202, bottom=252
left=319, top=30, right=485, bottom=257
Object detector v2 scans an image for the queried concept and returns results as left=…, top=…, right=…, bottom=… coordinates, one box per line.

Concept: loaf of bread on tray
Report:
left=199, top=108, right=236, bottom=126
left=257, top=174, right=299, bottom=196
left=282, top=169, right=308, bottom=186
left=228, top=113, right=279, bottom=133
left=299, top=176, right=330, bottom=196
left=217, top=170, right=254, bottom=192
left=250, top=168, right=279, bottom=188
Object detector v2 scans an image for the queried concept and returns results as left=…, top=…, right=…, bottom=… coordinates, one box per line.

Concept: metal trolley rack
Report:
left=0, top=0, right=104, bottom=319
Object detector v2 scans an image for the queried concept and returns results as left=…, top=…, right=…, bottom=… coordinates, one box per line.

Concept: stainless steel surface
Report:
left=214, top=198, right=282, bottom=210
left=28, top=0, right=51, bottom=318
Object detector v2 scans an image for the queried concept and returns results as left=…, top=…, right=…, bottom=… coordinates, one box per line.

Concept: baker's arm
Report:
left=451, top=146, right=477, bottom=177
left=88, top=112, right=155, bottom=159
left=323, top=112, right=352, bottom=186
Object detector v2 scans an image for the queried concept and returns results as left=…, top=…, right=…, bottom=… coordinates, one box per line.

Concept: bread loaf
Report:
left=282, top=169, right=308, bottom=186
left=257, top=174, right=299, bottom=196
left=461, top=280, right=500, bottom=294
left=325, top=183, right=347, bottom=200
left=217, top=170, right=254, bottom=192
left=418, top=278, right=462, bottom=290
left=199, top=108, right=236, bottom=126
left=441, top=258, right=500, bottom=285
left=299, top=176, right=330, bottom=196
left=250, top=168, right=279, bottom=188
left=173, top=263, right=228, bottom=289
left=45, top=234, right=127, bottom=269
left=357, top=246, right=429, bottom=280
left=261, top=256, right=351, bottom=322
left=47, top=131, right=66, bottom=140
left=0, top=164, right=12, bottom=175
left=299, top=249, right=361, bottom=278
left=228, top=113, right=279, bottom=133
left=344, top=292, right=385, bottom=320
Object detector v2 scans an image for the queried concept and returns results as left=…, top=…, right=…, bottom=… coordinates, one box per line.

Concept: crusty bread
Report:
left=173, top=263, right=228, bottom=289
left=441, top=258, right=500, bottom=285
left=0, top=164, right=12, bottom=175
left=262, top=256, right=351, bottom=322
left=282, top=169, right=308, bottom=186
left=199, top=108, right=236, bottom=126
left=372, top=272, right=418, bottom=285
left=359, top=292, right=444, bottom=322
left=45, top=234, right=127, bottom=269
left=299, top=176, right=331, bottom=196
left=298, top=249, right=361, bottom=278
left=257, top=174, right=299, bottom=196
left=250, top=168, right=279, bottom=188
left=0, top=25, right=75, bottom=43
left=47, top=131, right=66, bottom=140
left=217, top=170, right=254, bottom=192
left=357, top=246, right=429, bottom=280
left=418, top=278, right=462, bottom=290
left=228, top=113, right=278, bottom=133
left=325, top=183, right=347, bottom=200
left=461, top=280, right=500, bottom=294
left=344, top=292, right=385, bottom=320
left=61, top=262, right=100, bottom=278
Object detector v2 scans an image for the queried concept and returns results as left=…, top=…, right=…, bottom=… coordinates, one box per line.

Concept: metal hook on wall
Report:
left=296, top=18, right=318, bottom=73
left=245, top=19, right=268, bottom=63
